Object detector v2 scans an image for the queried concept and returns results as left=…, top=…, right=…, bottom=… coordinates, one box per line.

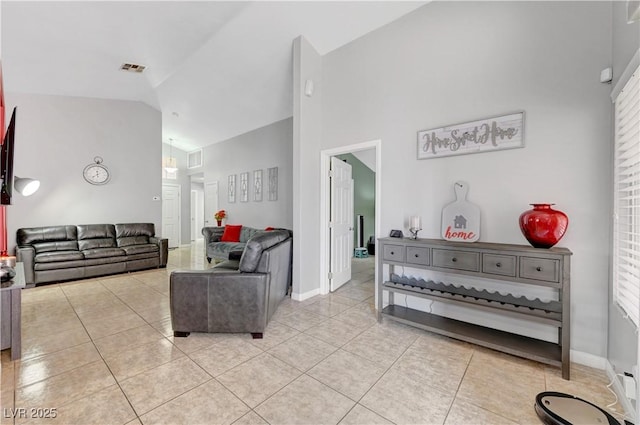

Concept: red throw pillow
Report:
left=265, top=227, right=275, bottom=231
left=221, top=225, right=242, bottom=242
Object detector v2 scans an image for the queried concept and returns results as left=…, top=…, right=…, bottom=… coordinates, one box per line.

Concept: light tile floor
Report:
left=0, top=243, right=627, bottom=425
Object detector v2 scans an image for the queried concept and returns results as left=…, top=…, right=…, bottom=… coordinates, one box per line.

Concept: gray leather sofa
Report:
left=202, top=226, right=263, bottom=262
left=16, top=223, right=168, bottom=285
left=170, top=229, right=292, bottom=339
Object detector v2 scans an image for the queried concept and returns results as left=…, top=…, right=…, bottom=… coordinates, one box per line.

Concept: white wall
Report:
left=296, top=1, right=613, bottom=357
left=293, top=36, right=323, bottom=299
left=198, top=118, right=293, bottom=229
left=5, top=93, right=162, bottom=251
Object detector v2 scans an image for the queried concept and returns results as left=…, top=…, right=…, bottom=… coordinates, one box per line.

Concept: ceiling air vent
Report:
left=120, top=63, right=146, bottom=73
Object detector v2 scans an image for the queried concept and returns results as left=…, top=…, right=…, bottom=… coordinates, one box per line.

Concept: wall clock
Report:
left=83, top=156, right=111, bottom=185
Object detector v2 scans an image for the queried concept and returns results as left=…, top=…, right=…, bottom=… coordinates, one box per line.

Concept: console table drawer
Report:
left=520, top=257, right=559, bottom=282
left=383, top=244, right=405, bottom=262
left=406, top=246, right=429, bottom=266
left=432, top=249, right=479, bottom=272
left=482, top=254, right=516, bottom=277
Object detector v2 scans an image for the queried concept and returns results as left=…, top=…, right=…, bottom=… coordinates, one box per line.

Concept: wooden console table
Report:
left=377, top=237, right=572, bottom=379
left=1, top=263, right=25, bottom=360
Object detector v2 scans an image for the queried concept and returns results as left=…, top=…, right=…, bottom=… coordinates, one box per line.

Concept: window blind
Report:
left=613, top=64, right=640, bottom=327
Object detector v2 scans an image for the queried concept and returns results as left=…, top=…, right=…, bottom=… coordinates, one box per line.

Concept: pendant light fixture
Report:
left=164, top=138, right=178, bottom=173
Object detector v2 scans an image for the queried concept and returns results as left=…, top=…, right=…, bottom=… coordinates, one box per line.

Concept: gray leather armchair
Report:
left=170, top=229, right=292, bottom=339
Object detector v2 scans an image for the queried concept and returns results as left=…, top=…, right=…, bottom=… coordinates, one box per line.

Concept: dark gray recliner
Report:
left=170, top=229, right=292, bottom=339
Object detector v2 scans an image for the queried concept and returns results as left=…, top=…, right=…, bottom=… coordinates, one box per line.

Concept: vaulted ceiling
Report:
left=2, top=1, right=426, bottom=152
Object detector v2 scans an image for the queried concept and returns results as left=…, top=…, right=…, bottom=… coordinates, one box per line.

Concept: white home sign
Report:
left=418, top=112, right=524, bottom=159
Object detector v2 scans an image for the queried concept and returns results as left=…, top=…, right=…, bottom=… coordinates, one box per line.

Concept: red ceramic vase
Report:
left=519, top=204, right=568, bottom=248
left=217, top=220, right=222, bottom=227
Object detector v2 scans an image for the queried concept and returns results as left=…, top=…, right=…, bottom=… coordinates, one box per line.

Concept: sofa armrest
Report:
left=202, top=227, right=224, bottom=243
left=16, top=246, right=35, bottom=284
left=170, top=270, right=268, bottom=333
left=150, top=237, right=168, bottom=267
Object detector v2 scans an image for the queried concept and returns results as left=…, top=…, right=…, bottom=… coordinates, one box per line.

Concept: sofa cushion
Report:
left=35, top=250, right=85, bottom=263
left=82, top=247, right=126, bottom=259
left=121, top=244, right=159, bottom=255
left=116, top=223, right=155, bottom=247
left=221, top=225, right=242, bottom=242
left=35, top=259, right=86, bottom=271
left=84, top=256, right=126, bottom=266
left=240, top=226, right=262, bottom=243
left=210, top=242, right=246, bottom=260
left=17, top=225, right=78, bottom=250
left=212, top=260, right=240, bottom=270
left=33, top=241, right=79, bottom=254
left=77, top=224, right=117, bottom=251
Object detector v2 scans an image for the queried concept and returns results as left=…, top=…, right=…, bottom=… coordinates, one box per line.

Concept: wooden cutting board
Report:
left=441, top=181, right=480, bottom=242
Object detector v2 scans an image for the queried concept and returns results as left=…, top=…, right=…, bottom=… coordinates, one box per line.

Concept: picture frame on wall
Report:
left=254, top=169, right=263, bottom=202
left=268, top=167, right=278, bottom=201
left=240, top=172, right=249, bottom=202
left=228, top=174, right=236, bottom=203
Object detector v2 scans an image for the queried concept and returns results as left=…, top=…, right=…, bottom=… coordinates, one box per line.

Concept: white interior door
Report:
left=204, top=181, right=219, bottom=227
left=330, top=157, right=353, bottom=291
left=162, top=184, right=180, bottom=248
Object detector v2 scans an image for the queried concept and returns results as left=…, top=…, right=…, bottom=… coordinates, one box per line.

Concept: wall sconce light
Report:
left=14, top=176, right=40, bottom=196
left=304, top=79, right=314, bottom=97
left=409, top=215, right=422, bottom=239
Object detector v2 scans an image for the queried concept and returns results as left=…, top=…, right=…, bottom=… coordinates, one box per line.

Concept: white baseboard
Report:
left=292, top=288, right=320, bottom=301
left=606, top=360, right=637, bottom=422
left=571, top=349, right=607, bottom=369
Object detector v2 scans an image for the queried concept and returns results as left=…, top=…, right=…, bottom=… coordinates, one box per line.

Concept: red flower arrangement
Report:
left=214, top=210, right=226, bottom=226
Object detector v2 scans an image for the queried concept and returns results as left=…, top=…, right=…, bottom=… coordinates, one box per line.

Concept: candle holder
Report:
left=409, top=215, right=422, bottom=239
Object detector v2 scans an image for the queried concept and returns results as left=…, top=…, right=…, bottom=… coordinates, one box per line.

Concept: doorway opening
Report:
left=162, top=183, right=181, bottom=248
left=189, top=173, right=205, bottom=242
left=320, top=140, right=381, bottom=302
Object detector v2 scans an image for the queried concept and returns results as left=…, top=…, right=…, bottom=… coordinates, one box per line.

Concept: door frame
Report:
left=162, top=183, right=181, bottom=248
left=319, top=139, right=381, bottom=298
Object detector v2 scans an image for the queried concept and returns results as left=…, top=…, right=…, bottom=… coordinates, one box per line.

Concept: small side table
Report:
left=1, top=263, right=25, bottom=360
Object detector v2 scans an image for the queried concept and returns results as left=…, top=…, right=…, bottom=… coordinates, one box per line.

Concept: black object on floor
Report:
left=228, top=250, right=244, bottom=261
left=534, top=391, right=626, bottom=425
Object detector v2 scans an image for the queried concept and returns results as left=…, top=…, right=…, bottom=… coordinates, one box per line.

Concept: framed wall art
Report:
left=240, top=172, right=249, bottom=202
left=228, top=174, right=236, bottom=203
left=254, top=169, right=263, bottom=202
left=268, top=167, right=278, bottom=201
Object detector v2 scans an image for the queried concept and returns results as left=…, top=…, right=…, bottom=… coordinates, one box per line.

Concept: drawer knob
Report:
left=390, top=251, right=395, bottom=255
left=496, top=262, right=502, bottom=268
left=536, top=266, right=543, bottom=272
left=452, top=257, right=457, bottom=262
left=414, top=254, right=419, bottom=258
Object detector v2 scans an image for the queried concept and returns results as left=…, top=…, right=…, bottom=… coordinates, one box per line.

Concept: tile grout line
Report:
left=60, top=279, right=144, bottom=424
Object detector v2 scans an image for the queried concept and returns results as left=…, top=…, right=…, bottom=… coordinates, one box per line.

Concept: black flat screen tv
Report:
left=1, top=107, right=16, bottom=205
